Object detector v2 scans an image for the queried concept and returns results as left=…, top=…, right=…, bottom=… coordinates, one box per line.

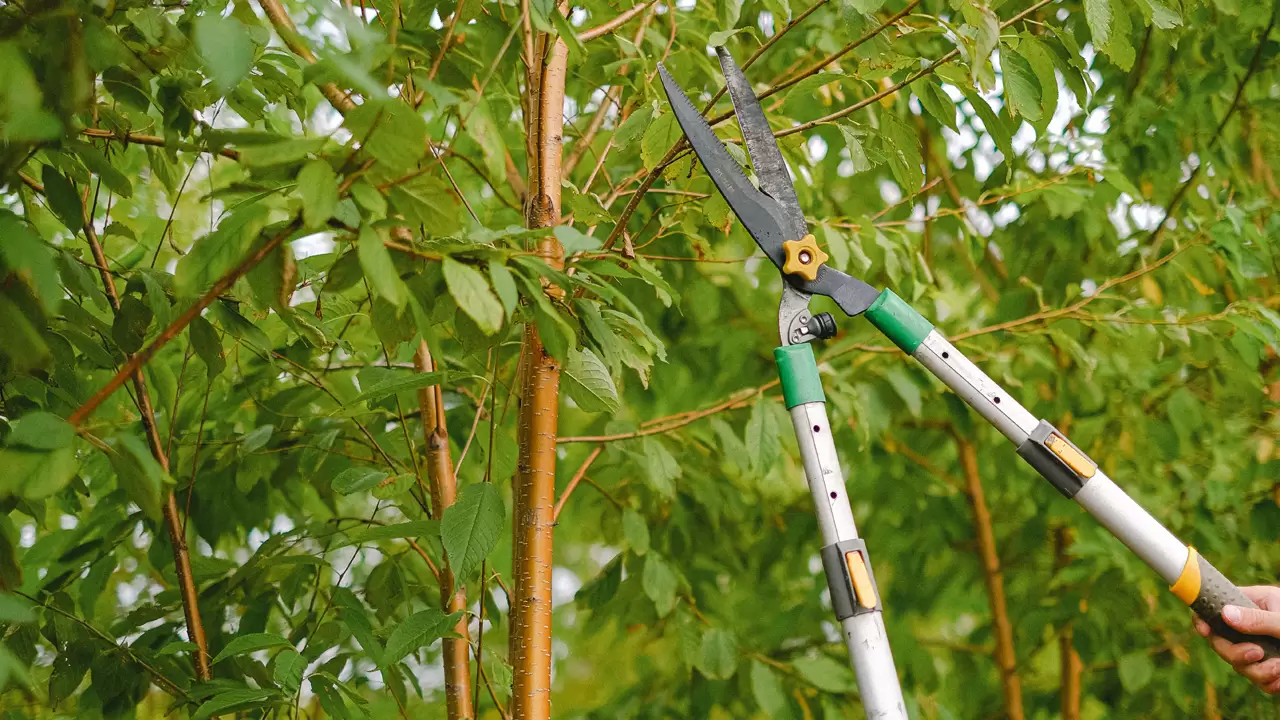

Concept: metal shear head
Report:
left=657, top=48, right=879, bottom=345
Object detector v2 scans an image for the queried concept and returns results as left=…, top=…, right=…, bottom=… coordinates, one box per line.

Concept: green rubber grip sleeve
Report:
left=865, top=289, right=934, bottom=354
left=775, top=344, right=825, bottom=409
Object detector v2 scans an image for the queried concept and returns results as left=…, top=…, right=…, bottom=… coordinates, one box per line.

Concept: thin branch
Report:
left=552, top=446, right=602, bottom=521
left=413, top=341, right=474, bottom=719
left=428, top=0, right=467, bottom=80
left=577, top=0, right=656, bottom=42
left=80, top=128, right=241, bottom=160
left=256, top=0, right=357, bottom=112
left=557, top=387, right=764, bottom=443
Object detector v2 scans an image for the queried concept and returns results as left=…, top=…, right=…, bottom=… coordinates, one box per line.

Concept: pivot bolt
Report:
left=782, top=234, right=829, bottom=282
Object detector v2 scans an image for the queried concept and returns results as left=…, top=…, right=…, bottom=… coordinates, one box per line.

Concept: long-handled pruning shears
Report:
left=658, top=49, right=1280, bottom=716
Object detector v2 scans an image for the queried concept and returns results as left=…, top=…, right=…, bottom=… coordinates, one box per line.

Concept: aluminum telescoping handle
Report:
left=775, top=345, right=908, bottom=720
left=864, top=289, right=1280, bottom=660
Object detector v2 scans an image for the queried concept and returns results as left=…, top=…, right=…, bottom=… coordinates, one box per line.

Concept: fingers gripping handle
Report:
left=1174, top=549, right=1280, bottom=659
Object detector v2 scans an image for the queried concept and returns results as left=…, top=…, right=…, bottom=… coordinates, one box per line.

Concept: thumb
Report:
left=1223, top=605, right=1280, bottom=636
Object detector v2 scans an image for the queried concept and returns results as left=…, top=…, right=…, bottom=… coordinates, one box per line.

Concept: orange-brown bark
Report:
left=509, top=14, right=568, bottom=718
left=1055, top=526, right=1082, bottom=720
left=415, top=342, right=474, bottom=719
left=956, top=435, right=1023, bottom=720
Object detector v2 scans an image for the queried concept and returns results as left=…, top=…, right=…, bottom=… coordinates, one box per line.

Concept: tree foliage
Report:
left=1, top=0, right=1280, bottom=718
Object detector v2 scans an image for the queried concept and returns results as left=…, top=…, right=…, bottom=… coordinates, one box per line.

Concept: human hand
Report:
left=1193, top=585, right=1280, bottom=694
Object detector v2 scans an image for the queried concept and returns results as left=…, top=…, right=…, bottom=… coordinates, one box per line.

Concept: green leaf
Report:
left=1086, top=0, right=1135, bottom=69
left=344, top=100, right=429, bottom=171
left=189, top=315, right=225, bottom=379
left=390, top=174, right=462, bottom=238
left=383, top=609, right=461, bottom=665
left=708, top=27, right=752, bottom=47
left=353, top=371, right=449, bottom=404
left=176, top=205, right=269, bottom=296
left=48, top=641, right=92, bottom=707
left=73, top=143, right=132, bottom=198
left=1118, top=651, right=1154, bottom=691
left=642, top=437, right=680, bottom=498
left=563, top=347, right=619, bottom=414
left=718, top=0, right=744, bottom=28
left=273, top=649, right=306, bottom=695
left=878, top=112, right=924, bottom=194
left=962, top=90, right=1014, bottom=180
left=1085, top=0, right=1113, bottom=55
left=41, top=166, right=83, bottom=232
left=138, top=270, right=171, bottom=329
left=1017, top=35, right=1059, bottom=132
left=642, top=553, right=678, bottom=617
left=236, top=137, right=328, bottom=168
left=239, top=425, right=274, bottom=455
left=106, top=434, right=171, bottom=521
left=443, top=257, right=504, bottom=335
left=884, top=367, right=922, bottom=417
left=750, top=660, right=787, bottom=717
left=641, top=111, right=682, bottom=171
left=441, top=483, right=503, bottom=578
left=0, top=447, right=78, bottom=500
left=1001, top=47, right=1042, bottom=122
left=746, top=398, right=782, bottom=475
left=358, top=226, right=409, bottom=308
left=332, top=467, right=388, bottom=495
left=917, top=79, right=958, bottom=131
left=1136, top=0, right=1181, bottom=28
left=837, top=122, right=873, bottom=175
left=212, top=633, right=292, bottom=664
left=332, top=588, right=383, bottom=662
left=299, top=159, right=339, bottom=229
left=793, top=654, right=857, bottom=692
left=193, top=688, right=277, bottom=720
left=554, top=225, right=603, bottom=254
left=195, top=15, right=255, bottom=95
left=488, top=263, right=519, bottom=316
left=112, top=294, right=153, bottom=354
left=0, top=214, right=61, bottom=314
left=697, top=628, right=738, bottom=680
left=7, top=412, right=73, bottom=450
left=614, top=103, right=656, bottom=149
left=621, top=509, right=649, bottom=555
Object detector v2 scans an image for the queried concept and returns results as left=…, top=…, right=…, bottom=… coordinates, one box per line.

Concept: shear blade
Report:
left=656, top=62, right=792, bottom=271
left=714, top=47, right=808, bottom=242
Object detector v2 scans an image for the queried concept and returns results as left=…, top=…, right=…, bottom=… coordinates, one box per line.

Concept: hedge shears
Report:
left=658, top=48, right=1280, bottom=717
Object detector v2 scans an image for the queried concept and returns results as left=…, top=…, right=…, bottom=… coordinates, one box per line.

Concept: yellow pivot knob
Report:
left=781, top=234, right=828, bottom=282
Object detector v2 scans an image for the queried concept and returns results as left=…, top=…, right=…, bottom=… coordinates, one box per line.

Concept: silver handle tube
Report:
left=777, top=344, right=908, bottom=719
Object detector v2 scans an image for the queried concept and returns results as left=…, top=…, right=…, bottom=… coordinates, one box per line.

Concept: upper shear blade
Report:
left=715, top=47, right=807, bottom=242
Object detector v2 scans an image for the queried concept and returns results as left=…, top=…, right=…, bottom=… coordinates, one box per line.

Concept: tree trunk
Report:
left=415, top=342, right=473, bottom=719
left=955, top=435, right=1023, bottom=720
left=509, top=17, right=568, bottom=720
left=1055, top=526, right=1082, bottom=720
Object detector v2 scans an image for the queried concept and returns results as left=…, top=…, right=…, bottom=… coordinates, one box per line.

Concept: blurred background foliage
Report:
left=1, top=0, right=1280, bottom=717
